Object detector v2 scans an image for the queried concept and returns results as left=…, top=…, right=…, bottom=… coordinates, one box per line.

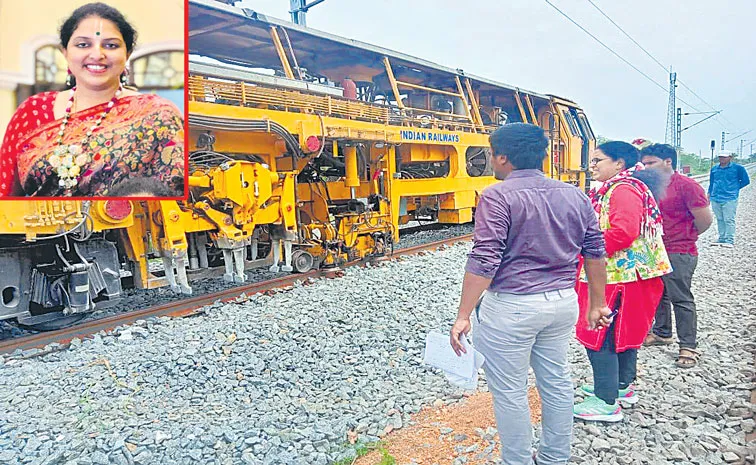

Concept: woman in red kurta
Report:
left=573, top=141, right=671, bottom=422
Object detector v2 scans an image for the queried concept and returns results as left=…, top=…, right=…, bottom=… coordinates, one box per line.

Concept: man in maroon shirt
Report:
left=641, top=144, right=712, bottom=367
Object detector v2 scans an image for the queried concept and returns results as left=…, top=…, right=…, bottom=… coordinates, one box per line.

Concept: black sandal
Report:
left=675, top=348, right=701, bottom=368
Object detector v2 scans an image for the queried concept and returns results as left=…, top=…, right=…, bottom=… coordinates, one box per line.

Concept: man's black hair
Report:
left=489, top=123, right=548, bottom=170
left=640, top=143, right=678, bottom=169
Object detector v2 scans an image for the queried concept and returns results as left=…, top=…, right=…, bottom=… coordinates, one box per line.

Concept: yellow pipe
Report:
left=269, top=26, right=295, bottom=79
left=189, top=175, right=211, bottom=188
left=344, top=146, right=359, bottom=188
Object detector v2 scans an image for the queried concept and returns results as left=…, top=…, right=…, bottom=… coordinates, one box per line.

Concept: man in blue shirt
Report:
left=708, top=151, right=750, bottom=247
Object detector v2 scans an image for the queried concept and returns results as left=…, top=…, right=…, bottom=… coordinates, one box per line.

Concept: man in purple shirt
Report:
left=450, top=123, right=610, bottom=465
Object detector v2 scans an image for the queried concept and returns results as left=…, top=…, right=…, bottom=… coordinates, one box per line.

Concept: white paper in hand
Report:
left=422, top=331, right=477, bottom=380
left=444, top=346, right=485, bottom=390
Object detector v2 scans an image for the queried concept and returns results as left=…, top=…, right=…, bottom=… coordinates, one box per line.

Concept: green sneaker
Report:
left=580, top=384, right=638, bottom=404
left=573, top=396, right=623, bottom=422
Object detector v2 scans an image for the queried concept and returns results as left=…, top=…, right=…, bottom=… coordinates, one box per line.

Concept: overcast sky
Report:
left=235, top=0, right=755, bottom=157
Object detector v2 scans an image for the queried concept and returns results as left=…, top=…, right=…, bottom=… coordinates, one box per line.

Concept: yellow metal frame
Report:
left=463, top=78, right=485, bottom=129
left=381, top=57, right=480, bottom=128
left=514, top=91, right=529, bottom=123
left=0, top=200, right=133, bottom=241
left=524, top=94, right=538, bottom=125
left=382, top=57, right=405, bottom=109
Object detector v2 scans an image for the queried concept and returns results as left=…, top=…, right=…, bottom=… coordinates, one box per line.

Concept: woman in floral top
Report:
left=573, top=141, right=671, bottom=422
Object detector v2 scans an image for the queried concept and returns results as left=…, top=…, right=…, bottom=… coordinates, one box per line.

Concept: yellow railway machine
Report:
left=0, top=0, right=595, bottom=330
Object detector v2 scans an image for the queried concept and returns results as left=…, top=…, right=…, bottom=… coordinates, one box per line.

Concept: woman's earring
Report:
left=66, top=69, right=73, bottom=87
left=120, top=69, right=129, bottom=86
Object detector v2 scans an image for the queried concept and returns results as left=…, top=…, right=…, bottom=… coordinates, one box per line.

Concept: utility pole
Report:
left=741, top=139, right=745, bottom=157
left=676, top=107, right=682, bottom=148
left=289, top=0, right=326, bottom=26
left=722, top=131, right=726, bottom=151
left=665, top=71, right=677, bottom=146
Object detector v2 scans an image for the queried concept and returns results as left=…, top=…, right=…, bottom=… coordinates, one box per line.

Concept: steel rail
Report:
left=0, top=233, right=473, bottom=356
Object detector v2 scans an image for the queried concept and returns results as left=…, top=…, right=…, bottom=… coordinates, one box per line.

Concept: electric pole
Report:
left=676, top=107, right=682, bottom=148
left=665, top=71, right=677, bottom=146
left=289, top=0, right=326, bottom=25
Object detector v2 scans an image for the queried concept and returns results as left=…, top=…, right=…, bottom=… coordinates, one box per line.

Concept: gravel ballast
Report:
left=1, top=182, right=754, bottom=465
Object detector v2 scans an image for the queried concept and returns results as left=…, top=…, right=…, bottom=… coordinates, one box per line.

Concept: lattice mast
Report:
left=665, top=71, right=677, bottom=146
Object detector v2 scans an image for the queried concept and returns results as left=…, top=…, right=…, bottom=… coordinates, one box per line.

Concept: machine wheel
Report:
left=465, top=147, right=492, bottom=177
left=291, top=249, right=315, bottom=273
left=18, top=313, right=88, bottom=332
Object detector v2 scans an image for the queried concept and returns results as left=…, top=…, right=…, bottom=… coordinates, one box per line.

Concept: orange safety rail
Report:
left=188, top=75, right=498, bottom=134
left=188, top=75, right=389, bottom=121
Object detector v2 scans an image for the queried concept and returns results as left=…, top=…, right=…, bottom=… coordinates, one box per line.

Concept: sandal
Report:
left=643, top=333, right=673, bottom=346
left=676, top=348, right=701, bottom=368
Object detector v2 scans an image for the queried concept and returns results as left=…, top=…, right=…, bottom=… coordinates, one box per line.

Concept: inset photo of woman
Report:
left=0, top=1, right=185, bottom=198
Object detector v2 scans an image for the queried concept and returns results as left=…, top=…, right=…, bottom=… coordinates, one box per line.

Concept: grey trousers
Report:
left=473, top=288, right=578, bottom=465
left=652, top=253, right=699, bottom=349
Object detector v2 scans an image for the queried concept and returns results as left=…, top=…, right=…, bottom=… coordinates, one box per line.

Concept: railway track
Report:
left=0, top=232, right=473, bottom=356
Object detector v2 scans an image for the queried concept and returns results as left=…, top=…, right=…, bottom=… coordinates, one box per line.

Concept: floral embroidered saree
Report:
left=0, top=92, right=184, bottom=197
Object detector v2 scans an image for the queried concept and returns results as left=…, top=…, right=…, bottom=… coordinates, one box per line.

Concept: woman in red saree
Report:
left=0, top=3, right=184, bottom=198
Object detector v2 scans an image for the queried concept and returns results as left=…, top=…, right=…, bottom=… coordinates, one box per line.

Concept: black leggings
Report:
left=586, top=322, right=637, bottom=404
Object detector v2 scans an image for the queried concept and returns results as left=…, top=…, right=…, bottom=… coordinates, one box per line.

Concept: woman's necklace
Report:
left=49, top=84, right=123, bottom=194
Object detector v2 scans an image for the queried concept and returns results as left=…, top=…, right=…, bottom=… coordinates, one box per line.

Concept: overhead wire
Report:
left=725, top=130, right=752, bottom=144
left=542, top=0, right=669, bottom=95
left=584, top=0, right=740, bottom=132
left=543, top=0, right=711, bottom=115
left=585, top=0, right=666, bottom=71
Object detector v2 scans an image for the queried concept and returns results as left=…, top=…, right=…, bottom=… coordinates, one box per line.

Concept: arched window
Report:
left=34, top=45, right=68, bottom=91
left=15, top=44, right=67, bottom=105
left=129, top=50, right=184, bottom=111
